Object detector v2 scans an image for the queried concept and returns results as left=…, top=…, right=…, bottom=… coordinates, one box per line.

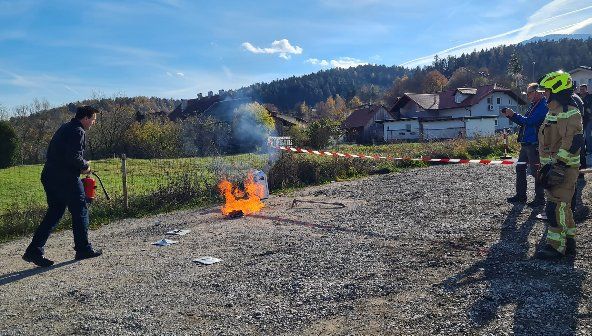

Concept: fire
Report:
left=218, top=171, right=265, bottom=216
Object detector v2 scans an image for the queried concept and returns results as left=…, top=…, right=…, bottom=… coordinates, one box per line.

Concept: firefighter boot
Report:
left=566, top=238, right=576, bottom=257
left=535, top=244, right=565, bottom=261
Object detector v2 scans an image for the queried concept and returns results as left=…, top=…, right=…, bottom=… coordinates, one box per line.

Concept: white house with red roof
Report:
left=383, top=84, right=527, bottom=141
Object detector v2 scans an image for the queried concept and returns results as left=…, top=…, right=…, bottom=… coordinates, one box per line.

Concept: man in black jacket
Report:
left=22, top=106, right=103, bottom=267
left=577, top=84, right=592, bottom=167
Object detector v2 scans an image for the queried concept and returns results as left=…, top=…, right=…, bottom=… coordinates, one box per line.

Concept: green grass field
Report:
left=0, top=154, right=267, bottom=213
left=0, top=137, right=518, bottom=241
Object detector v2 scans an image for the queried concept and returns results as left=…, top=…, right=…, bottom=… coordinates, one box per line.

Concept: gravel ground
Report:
left=1, top=164, right=591, bottom=335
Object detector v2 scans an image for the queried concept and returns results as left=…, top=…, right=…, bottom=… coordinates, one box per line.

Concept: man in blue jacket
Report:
left=22, top=106, right=103, bottom=267
left=502, top=83, right=549, bottom=206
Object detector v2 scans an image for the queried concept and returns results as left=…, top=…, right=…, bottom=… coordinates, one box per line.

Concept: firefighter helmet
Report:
left=539, top=70, right=573, bottom=94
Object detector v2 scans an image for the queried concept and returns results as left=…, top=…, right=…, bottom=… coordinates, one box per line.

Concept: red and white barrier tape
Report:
left=273, top=145, right=528, bottom=166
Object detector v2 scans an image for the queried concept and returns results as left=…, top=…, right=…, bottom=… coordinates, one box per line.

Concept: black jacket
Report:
left=43, top=118, right=89, bottom=182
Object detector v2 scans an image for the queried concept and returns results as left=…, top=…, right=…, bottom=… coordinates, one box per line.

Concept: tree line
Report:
left=240, top=38, right=592, bottom=117
left=2, top=38, right=591, bottom=167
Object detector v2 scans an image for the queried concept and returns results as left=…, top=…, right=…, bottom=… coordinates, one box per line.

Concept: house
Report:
left=385, top=84, right=527, bottom=141
left=342, top=104, right=394, bottom=143
left=569, top=66, right=592, bottom=88
left=170, top=93, right=305, bottom=137
left=169, top=90, right=249, bottom=122
left=263, top=104, right=307, bottom=136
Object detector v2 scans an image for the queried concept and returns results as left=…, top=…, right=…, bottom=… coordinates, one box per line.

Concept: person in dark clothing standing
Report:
left=502, top=83, right=549, bottom=206
left=22, top=106, right=103, bottom=267
left=577, top=84, right=592, bottom=167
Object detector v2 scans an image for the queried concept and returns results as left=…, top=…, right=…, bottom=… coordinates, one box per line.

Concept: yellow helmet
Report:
left=539, top=70, right=572, bottom=93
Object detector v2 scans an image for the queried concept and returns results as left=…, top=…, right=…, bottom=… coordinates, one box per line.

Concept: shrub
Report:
left=0, top=121, right=18, bottom=168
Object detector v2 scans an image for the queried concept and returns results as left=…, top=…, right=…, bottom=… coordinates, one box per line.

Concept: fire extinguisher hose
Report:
left=91, top=172, right=111, bottom=201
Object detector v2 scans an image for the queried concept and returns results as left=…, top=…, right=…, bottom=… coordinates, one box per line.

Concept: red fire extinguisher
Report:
left=81, top=172, right=110, bottom=202
left=82, top=175, right=96, bottom=200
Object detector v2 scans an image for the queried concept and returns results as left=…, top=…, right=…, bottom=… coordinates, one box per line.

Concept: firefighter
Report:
left=536, top=71, right=584, bottom=260
left=22, top=106, right=103, bottom=267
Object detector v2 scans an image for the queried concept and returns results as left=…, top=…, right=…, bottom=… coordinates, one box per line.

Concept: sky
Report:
left=1, top=0, right=592, bottom=111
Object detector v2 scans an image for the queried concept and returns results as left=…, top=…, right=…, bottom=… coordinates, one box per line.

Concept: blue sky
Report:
left=1, top=0, right=592, bottom=111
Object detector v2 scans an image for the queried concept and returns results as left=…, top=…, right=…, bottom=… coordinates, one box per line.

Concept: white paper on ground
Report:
left=165, top=229, right=191, bottom=236
left=536, top=213, right=548, bottom=220
left=152, top=238, right=178, bottom=246
left=193, top=256, right=222, bottom=265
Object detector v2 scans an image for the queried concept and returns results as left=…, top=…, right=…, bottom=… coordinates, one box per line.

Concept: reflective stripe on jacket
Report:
left=538, top=105, right=583, bottom=168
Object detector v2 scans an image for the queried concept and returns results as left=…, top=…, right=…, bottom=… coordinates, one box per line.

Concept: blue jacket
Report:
left=509, top=97, right=548, bottom=144
left=42, top=118, right=89, bottom=184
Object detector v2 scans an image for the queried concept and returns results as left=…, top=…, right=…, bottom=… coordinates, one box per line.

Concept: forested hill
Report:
left=237, top=38, right=592, bottom=112
left=237, top=64, right=410, bottom=111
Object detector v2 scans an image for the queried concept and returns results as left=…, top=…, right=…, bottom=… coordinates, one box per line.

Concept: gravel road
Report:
left=1, top=164, right=591, bottom=335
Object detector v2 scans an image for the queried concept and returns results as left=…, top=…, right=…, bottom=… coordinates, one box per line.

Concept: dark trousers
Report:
left=516, top=144, right=544, bottom=200
left=26, top=174, right=92, bottom=256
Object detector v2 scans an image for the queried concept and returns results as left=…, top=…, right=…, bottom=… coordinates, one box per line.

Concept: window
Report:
left=487, top=97, right=492, bottom=104
left=496, top=97, right=501, bottom=104
left=406, top=124, right=412, bottom=132
left=495, top=119, right=498, bottom=126
left=509, top=99, right=511, bottom=104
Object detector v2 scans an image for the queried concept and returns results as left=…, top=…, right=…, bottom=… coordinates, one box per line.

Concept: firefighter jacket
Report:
left=538, top=103, right=583, bottom=168
left=43, top=118, right=89, bottom=183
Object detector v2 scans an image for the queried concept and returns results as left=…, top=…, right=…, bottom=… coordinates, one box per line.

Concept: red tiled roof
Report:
left=342, top=105, right=392, bottom=129
left=390, top=84, right=527, bottom=113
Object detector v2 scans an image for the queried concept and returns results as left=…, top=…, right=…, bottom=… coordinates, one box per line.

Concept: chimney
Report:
left=197, top=93, right=203, bottom=99
left=208, top=91, right=213, bottom=97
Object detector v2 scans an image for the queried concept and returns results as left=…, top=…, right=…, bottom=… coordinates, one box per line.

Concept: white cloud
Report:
left=166, top=71, right=185, bottom=78
left=307, top=57, right=368, bottom=68
left=64, top=85, right=80, bottom=95
left=242, top=39, right=303, bottom=59
left=306, top=58, right=330, bottom=67
left=401, top=0, right=592, bottom=67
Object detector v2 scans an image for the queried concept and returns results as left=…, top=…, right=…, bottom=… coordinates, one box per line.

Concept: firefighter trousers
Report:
left=544, top=167, right=579, bottom=254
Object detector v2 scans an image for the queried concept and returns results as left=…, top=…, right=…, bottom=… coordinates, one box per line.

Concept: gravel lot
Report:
left=1, top=164, right=591, bottom=335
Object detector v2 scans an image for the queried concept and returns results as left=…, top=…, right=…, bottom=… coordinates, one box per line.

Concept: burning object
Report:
left=218, top=171, right=265, bottom=218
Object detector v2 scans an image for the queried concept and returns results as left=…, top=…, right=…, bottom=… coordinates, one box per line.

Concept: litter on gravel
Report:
left=152, top=238, right=178, bottom=246
left=193, top=256, right=222, bottom=265
left=165, top=229, right=191, bottom=236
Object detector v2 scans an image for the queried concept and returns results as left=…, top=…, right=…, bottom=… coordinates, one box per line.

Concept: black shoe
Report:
left=507, top=195, right=527, bottom=203
left=75, top=249, right=102, bottom=260
left=22, top=252, right=54, bottom=267
left=566, top=238, right=576, bottom=257
left=527, top=198, right=545, bottom=207
left=535, top=244, right=565, bottom=260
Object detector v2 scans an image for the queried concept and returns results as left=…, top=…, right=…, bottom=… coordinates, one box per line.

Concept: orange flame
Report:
left=218, top=171, right=265, bottom=216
